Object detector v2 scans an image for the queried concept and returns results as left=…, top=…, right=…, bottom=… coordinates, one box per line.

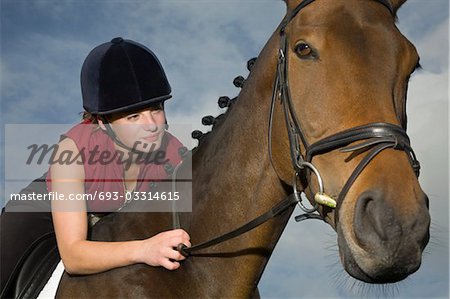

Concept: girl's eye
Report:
left=295, top=42, right=317, bottom=59
left=127, top=114, right=140, bottom=121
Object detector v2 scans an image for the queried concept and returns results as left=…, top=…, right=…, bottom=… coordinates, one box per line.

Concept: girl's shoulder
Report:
left=64, top=121, right=100, bottom=141
left=62, top=121, right=110, bottom=151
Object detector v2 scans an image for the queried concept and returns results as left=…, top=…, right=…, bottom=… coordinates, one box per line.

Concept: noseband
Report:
left=269, top=0, right=420, bottom=218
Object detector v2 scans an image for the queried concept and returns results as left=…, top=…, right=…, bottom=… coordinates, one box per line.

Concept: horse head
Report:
left=269, top=0, right=430, bottom=283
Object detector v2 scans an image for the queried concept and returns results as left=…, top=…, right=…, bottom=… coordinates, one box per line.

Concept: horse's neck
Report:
left=187, top=31, right=294, bottom=296
left=191, top=36, right=284, bottom=221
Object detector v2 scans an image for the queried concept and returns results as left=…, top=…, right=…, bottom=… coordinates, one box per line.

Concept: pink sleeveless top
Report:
left=46, top=120, right=183, bottom=212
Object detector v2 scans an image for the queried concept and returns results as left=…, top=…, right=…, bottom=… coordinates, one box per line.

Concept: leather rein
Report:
left=177, top=0, right=420, bottom=257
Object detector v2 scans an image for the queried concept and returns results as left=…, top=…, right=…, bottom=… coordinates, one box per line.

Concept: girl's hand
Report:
left=137, top=229, right=191, bottom=270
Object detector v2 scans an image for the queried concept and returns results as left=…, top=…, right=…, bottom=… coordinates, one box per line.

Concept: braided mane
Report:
left=191, top=58, right=257, bottom=152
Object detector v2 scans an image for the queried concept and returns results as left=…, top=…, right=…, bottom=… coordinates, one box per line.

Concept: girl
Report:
left=1, top=37, right=191, bottom=298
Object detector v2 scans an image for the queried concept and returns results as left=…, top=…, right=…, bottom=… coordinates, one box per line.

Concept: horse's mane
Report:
left=190, top=57, right=257, bottom=153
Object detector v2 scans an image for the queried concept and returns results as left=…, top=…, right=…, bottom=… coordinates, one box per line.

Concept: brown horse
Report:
left=56, top=0, right=430, bottom=297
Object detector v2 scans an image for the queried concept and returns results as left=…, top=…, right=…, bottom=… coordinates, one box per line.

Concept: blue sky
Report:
left=1, top=0, right=448, bottom=298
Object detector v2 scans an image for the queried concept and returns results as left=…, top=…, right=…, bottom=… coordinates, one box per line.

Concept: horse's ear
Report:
left=389, top=0, right=407, bottom=13
left=283, top=0, right=298, bottom=12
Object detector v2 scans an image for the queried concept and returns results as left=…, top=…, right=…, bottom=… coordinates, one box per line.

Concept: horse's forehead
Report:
left=284, top=0, right=404, bottom=12
left=282, top=1, right=415, bottom=135
left=288, top=0, right=400, bottom=50
left=291, top=0, right=394, bottom=28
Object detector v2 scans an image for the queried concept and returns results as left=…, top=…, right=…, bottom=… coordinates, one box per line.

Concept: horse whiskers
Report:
left=323, top=242, right=339, bottom=253
left=332, top=267, right=402, bottom=299
left=325, top=241, right=410, bottom=298
left=425, top=220, right=449, bottom=254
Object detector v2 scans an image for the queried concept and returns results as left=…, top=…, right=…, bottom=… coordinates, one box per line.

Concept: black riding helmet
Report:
left=81, top=37, right=171, bottom=115
left=81, top=37, right=171, bottom=153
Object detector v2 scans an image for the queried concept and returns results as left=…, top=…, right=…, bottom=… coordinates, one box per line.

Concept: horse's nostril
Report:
left=353, top=190, right=401, bottom=250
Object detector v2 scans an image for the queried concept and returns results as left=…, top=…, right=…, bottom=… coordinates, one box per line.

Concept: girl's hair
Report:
left=82, top=111, right=99, bottom=124
left=81, top=102, right=164, bottom=124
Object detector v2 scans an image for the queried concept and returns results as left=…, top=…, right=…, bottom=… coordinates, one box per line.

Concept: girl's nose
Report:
left=141, top=112, right=158, bottom=131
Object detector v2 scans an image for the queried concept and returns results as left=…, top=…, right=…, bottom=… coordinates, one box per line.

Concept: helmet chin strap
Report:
left=98, top=116, right=161, bottom=156
left=96, top=102, right=168, bottom=156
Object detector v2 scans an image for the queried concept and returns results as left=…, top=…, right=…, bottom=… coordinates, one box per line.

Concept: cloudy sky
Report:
left=1, top=0, right=448, bottom=298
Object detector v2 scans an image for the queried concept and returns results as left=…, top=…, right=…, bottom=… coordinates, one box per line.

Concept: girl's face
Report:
left=109, top=104, right=166, bottom=153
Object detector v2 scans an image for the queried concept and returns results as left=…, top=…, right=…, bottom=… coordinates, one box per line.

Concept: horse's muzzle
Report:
left=337, top=190, right=430, bottom=283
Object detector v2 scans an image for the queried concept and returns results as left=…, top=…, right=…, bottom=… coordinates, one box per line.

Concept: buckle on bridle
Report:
left=293, top=171, right=318, bottom=213
left=278, top=48, right=285, bottom=62
left=293, top=161, right=337, bottom=210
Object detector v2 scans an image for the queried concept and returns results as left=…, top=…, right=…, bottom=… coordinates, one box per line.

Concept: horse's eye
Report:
left=295, top=42, right=316, bottom=59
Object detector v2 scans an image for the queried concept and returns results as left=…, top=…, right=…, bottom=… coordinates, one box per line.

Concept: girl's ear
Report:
left=97, top=117, right=107, bottom=131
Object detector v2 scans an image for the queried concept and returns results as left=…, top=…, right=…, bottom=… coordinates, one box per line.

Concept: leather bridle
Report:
left=269, top=0, right=420, bottom=217
left=177, top=0, right=420, bottom=257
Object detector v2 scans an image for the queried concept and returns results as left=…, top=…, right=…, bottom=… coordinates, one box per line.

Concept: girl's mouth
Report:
left=142, top=133, right=160, bottom=142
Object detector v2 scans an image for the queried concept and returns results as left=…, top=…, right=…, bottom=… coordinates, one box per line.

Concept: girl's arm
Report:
left=51, top=137, right=190, bottom=275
